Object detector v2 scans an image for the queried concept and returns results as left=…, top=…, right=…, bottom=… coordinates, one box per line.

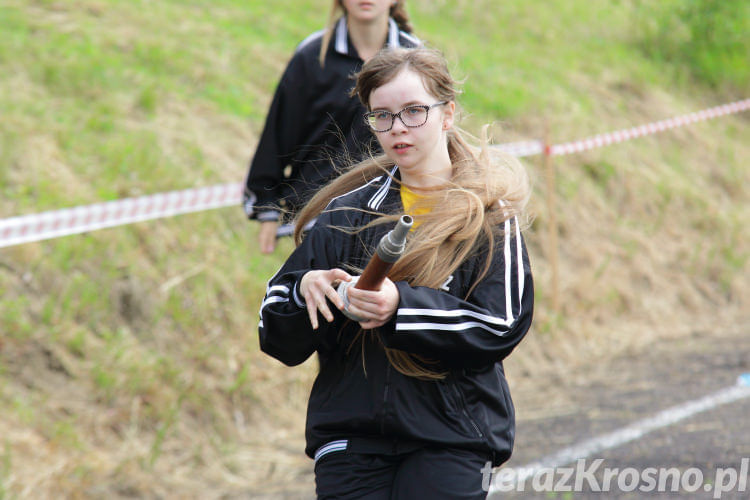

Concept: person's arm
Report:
left=257, top=210, right=344, bottom=365
left=381, top=218, right=533, bottom=369
left=243, top=51, right=312, bottom=223
left=257, top=221, right=280, bottom=254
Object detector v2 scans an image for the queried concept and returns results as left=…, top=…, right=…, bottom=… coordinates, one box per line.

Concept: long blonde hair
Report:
left=319, top=0, right=413, bottom=67
left=297, top=48, right=530, bottom=379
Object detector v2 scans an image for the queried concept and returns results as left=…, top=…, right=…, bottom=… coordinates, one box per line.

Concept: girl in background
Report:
left=259, top=47, right=533, bottom=499
left=243, top=0, right=419, bottom=253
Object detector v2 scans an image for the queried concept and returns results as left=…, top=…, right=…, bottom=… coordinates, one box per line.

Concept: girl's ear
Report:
left=442, top=101, right=456, bottom=130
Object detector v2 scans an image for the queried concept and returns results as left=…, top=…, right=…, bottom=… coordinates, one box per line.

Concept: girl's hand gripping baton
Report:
left=338, top=215, right=413, bottom=321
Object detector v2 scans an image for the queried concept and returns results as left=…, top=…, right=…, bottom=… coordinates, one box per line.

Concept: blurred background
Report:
left=0, top=0, right=747, bottom=497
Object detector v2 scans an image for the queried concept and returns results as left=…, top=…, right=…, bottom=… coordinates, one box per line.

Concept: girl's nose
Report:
left=390, top=116, right=408, bottom=133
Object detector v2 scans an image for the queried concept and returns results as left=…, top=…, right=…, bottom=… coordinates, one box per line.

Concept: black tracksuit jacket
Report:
left=243, top=17, right=420, bottom=222
left=258, top=168, right=534, bottom=466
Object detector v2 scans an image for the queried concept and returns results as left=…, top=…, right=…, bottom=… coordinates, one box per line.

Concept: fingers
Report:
left=328, top=268, right=352, bottom=286
left=346, top=303, right=391, bottom=326
left=357, top=316, right=389, bottom=329
left=304, top=287, right=332, bottom=329
left=325, top=285, right=345, bottom=311
left=298, top=271, right=399, bottom=330
left=303, top=273, right=334, bottom=327
left=345, top=278, right=399, bottom=327
left=346, top=291, right=385, bottom=316
left=258, top=221, right=278, bottom=254
left=316, top=296, right=336, bottom=325
left=300, top=269, right=353, bottom=329
left=306, top=298, right=319, bottom=330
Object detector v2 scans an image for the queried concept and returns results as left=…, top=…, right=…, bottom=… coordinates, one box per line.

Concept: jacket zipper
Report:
left=451, top=381, right=484, bottom=438
left=381, top=364, right=391, bottom=434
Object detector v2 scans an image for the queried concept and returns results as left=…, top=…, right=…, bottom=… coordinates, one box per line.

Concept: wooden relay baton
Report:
left=338, top=215, right=413, bottom=321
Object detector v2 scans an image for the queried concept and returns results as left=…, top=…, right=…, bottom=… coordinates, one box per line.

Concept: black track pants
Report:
left=315, top=447, right=490, bottom=499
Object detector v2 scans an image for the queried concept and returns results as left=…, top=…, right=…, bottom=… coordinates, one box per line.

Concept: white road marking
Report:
left=493, top=375, right=750, bottom=491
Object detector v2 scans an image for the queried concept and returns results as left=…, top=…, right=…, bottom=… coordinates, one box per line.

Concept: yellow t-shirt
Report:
left=400, top=185, right=431, bottom=228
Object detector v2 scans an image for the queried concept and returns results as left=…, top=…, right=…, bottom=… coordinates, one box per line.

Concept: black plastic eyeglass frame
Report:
left=364, top=101, right=448, bottom=132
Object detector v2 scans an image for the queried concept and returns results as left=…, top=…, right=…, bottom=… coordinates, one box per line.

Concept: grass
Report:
left=0, top=0, right=748, bottom=496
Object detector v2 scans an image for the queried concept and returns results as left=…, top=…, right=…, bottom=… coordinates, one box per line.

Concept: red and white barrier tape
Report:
left=0, top=143, right=540, bottom=249
left=0, top=184, right=242, bottom=248
left=0, top=99, right=747, bottom=248
left=491, top=140, right=544, bottom=157
left=548, top=98, right=749, bottom=156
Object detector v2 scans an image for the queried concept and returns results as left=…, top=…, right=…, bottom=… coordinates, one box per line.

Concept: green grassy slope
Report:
left=0, top=0, right=747, bottom=496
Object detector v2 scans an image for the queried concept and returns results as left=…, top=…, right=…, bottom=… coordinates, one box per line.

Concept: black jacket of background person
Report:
left=243, top=18, right=420, bottom=223
left=258, top=167, right=534, bottom=467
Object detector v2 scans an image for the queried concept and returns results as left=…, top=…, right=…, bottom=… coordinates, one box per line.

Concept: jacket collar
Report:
left=365, top=165, right=403, bottom=214
left=334, top=17, right=403, bottom=56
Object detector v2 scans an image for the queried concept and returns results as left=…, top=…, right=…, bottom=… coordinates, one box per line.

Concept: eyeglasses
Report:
left=364, top=101, right=448, bottom=132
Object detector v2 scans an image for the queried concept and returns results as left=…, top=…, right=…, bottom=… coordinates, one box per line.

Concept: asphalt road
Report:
left=491, top=327, right=750, bottom=500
